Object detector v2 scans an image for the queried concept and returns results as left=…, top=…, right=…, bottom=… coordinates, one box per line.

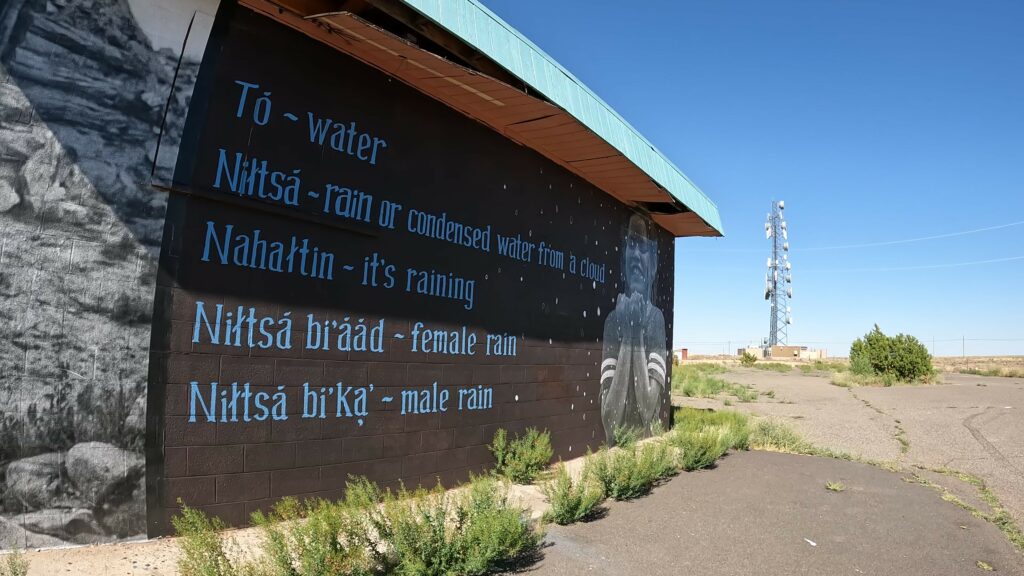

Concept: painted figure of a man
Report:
left=600, top=213, right=668, bottom=445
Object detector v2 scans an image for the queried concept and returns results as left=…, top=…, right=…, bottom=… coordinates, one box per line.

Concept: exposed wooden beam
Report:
left=261, top=0, right=341, bottom=17
left=361, top=0, right=525, bottom=91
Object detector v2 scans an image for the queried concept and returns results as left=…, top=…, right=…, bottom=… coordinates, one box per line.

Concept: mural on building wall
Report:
left=0, top=0, right=674, bottom=544
left=600, top=214, right=668, bottom=445
left=148, top=5, right=673, bottom=534
left=0, top=0, right=215, bottom=548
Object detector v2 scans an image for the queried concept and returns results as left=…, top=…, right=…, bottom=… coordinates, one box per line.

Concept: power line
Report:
left=798, top=219, right=1024, bottom=252
left=677, top=337, right=1024, bottom=343
left=680, top=254, right=1024, bottom=273
left=684, top=218, right=1024, bottom=253
left=810, top=254, right=1024, bottom=273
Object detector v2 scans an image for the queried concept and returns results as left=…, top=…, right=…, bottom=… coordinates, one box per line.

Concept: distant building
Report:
left=768, top=345, right=827, bottom=360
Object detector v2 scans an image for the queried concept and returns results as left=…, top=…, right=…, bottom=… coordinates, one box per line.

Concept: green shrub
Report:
left=849, top=352, right=873, bottom=376
left=251, top=495, right=376, bottom=576
left=740, top=351, right=758, bottom=366
left=367, top=476, right=542, bottom=576
left=850, top=325, right=934, bottom=382
left=584, top=443, right=677, bottom=501
left=541, top=463, right=604, bottom=525
left=0, top=551, right=28, bottom=576
left=489, top=428, right=553, bottom=484
left=674, top=431, right=729, bottom=471
left=172, top=504, right=236, bottom=576
left=176, top=471, right=544, bottom=573
left=175, top=476, right=543, bottom=576
left=612, top=425, right=641, bottom=449
left=799, top=365, right=813, bottom=374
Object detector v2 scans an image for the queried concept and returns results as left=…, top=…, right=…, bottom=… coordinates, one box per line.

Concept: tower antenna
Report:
left=764, top=200, right=792, bottom=348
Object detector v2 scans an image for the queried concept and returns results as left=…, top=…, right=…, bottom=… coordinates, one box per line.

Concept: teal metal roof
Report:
left=399, top=0, right=724, bottom=235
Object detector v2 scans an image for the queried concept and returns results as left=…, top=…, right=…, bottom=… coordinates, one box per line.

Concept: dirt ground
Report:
left=690, top=354, right=1024, bottom=375
left=932, top=355, right=1024, bottom=374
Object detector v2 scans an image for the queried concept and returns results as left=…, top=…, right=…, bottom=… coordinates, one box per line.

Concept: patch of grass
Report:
left=745, top=418, right=858, bottom=461
left=673, top=408, right=750, bottom=451
left=730, top=384, right=760, bottom=403
left=749, top=419, right=813, bottom=454
left=976, top=560, right=994, bottom=571
left=825, top=481, right=845, bottom=492
left=763, top=390, right=776, bottom=399
left=961, top=367, right=1024, bottom=378
left=831, top=371, right=905, bottom=388
left=672, top=364, right=729, bottom=397
left=668, top=408, right=751, bottom=471
left=541, top=463, right=605, bottom=525
left=813, top=360, right=848, bottom=372
left=895, top=425, right=909, bottom=454
left=927, top=468, right=1024, bottom=552
left=584, top=443, right=678, bottom=501
left=0, top=552, right=28, bottom=576
left=752, top=362, right=793, bottom=373
left=831, top=371, right=885, bottom=387
left=799, top=365, right=813, bottom=374
left=691, top=363, right=728, bottom=374
left=671, top=365, right=761, bottom=403
left=489, top=427, right=553, bottom=484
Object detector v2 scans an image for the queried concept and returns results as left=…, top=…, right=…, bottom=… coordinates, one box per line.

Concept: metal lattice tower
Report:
left=764, top=200, right=792, bottom=347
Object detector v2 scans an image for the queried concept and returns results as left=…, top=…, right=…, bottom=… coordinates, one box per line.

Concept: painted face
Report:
left=624, top=216, right=655, bottom=296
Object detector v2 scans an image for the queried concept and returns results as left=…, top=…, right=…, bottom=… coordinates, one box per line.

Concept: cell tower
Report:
left=764, top=200, right=792, bottom=347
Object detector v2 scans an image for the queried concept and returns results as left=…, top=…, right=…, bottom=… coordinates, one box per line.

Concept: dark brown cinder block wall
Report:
left=145, top=3, right=674, bottom=535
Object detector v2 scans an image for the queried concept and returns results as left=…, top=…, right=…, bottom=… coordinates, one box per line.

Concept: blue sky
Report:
left=482, top=0, right=1024, bottom=356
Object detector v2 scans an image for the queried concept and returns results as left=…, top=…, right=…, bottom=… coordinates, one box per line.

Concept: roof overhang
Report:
left=239, top=0, right=724, bottom=237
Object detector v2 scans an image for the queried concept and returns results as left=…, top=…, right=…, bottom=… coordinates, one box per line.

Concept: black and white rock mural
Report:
left=0, top=0, right=216, bottom=548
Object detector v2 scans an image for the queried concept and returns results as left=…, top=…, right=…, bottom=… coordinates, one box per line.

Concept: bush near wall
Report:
left=489, top=428, right=553, bottom=484
left=174, top=476, right=543, bottom=576
left=849, top=325, right=934, bottom=382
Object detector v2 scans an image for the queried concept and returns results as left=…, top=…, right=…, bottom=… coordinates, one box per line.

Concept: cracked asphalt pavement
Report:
left=709, top=367, right=1024, bottom=525
left=530, top=367, right=1024, bottom=576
